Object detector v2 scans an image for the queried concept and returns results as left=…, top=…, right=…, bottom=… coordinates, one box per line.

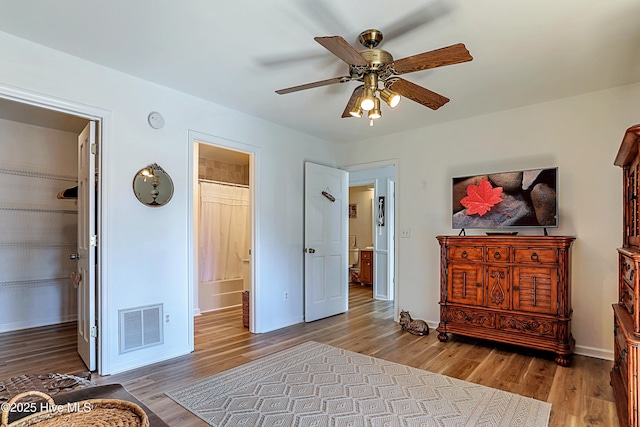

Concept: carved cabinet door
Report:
left=512, top=267, right=558, bottom=314
left=624, top=156, right=640, bottom=247
left=447, top=264, right=483, bottom=305
left=485, top=265, right=510, bottom=309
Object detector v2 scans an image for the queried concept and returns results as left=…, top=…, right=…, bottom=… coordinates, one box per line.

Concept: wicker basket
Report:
left=1, top=390, right=149, bottom=427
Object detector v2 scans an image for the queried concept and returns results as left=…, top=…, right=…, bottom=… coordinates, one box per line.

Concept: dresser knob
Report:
left=461, top=251, right=468, bottom=258
left=494, top=252, right=501, bottom=260
left=530, top=252, right=539, bottom=261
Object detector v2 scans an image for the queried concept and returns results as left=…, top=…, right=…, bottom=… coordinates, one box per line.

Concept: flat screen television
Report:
left=452, top=167, right=558, bottom=230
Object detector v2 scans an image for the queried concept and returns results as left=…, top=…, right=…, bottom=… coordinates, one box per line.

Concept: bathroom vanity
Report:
left=360, top=249, right=374, bottom=285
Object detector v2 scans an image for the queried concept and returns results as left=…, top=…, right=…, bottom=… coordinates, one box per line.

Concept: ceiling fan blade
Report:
left=314, top=36, right=369, bottom=66
left=341, top=85, right=364, bottom=118
left=383, top=2, right=452, bottom=41
left=391, top=43, right=472, bottom=74
left=387, top=78, right=449, bottom=110
left=276, top=76, right=351, bottom=95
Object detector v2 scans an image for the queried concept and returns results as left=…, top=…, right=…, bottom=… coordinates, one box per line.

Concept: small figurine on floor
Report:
left=399, top=310, right=430, bottom=336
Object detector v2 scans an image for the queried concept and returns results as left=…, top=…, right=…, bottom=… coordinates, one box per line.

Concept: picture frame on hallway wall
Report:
left=349, top=204, right=358, bottom=218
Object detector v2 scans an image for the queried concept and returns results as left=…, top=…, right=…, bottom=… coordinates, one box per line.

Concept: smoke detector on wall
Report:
left=147, top=111, right=165, bottom=129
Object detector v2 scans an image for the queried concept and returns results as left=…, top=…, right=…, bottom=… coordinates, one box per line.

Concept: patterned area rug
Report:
left=167, top=341, right=551, bottom=427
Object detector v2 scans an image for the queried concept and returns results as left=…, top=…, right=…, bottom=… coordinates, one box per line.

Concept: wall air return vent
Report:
left=118, top=304, right=163, bottom=354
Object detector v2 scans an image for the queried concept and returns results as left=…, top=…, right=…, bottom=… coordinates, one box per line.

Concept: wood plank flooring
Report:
left=0, top=284, right=618, bottom=426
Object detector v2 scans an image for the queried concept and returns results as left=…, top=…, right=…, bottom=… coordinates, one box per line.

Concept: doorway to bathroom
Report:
left=193, top=142, right=252, bottom=328
left=346, top=164, right=396, bottom=303
left=348, top=184, right=375, bottom=296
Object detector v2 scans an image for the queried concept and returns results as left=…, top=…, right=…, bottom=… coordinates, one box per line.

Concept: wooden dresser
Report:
left=359, top=249, right=373, bottom=285
left=612, top=124, right=640, bottom=427
left=436, top=235, right=575, bottom=366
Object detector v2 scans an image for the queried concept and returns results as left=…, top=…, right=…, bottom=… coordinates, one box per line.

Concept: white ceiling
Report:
left=0, top=0, right=639, bottom=143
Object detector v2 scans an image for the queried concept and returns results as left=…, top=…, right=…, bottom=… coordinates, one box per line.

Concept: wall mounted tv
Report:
left=452, top=167, right=558, bottom=230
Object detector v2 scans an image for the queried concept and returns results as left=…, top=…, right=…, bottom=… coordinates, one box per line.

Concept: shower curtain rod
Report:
left=198, top=178, right=249, bottom=189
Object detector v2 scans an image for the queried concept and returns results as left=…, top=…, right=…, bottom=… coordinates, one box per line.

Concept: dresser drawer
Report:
left=513, top=248, right=558, bottom=264
left=486, top=246, right=510, bottom=262
left=614, top=316, right=630, bottom=394
left=444, top=306, right=496, bottom=329
left=497, top=314, right=558, bottom=338
left=360, top=250, right=372, bottom=261
left=621, top=254, right=636, bottom=288
left=449, top=246, right=483, bottom=262
left=621, top=283, right=635, bottom=316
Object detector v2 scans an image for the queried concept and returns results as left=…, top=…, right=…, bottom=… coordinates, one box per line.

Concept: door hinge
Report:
left=90, top=235, right=97, bottom=246
left=91, top=143, right=97, bottom=155
left=90, top=325, right=98, bottom=338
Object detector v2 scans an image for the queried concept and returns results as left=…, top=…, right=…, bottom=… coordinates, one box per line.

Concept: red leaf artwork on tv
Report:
left=461, top=180, right=504, bottom=216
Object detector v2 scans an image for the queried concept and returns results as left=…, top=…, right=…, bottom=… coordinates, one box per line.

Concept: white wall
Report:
left=339, top=83, right=640, bottom=359
left=1, top=27, right=636, bottom=369
left=0, top=31, right=338, bottom=374
left=0, top=118, right=78, bottom=332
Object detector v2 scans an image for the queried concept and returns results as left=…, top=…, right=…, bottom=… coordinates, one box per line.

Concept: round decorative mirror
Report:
left=133, top=163, right=174, bottom=207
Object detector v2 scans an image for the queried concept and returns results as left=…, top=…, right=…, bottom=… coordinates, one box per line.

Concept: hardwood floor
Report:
left=0, top=284, right=618, bottom=426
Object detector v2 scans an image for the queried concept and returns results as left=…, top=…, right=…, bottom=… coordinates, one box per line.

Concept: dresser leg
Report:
left=554, top=353, right=572, bottom=367
left=437, top=332, right=449, bottom=342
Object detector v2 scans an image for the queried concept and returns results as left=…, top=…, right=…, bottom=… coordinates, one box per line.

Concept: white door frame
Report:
left=188, top=131, right=259, bottom=336
left=342, top=159, right=398, bottom=319
left=0, top=84, right=111, bottom=374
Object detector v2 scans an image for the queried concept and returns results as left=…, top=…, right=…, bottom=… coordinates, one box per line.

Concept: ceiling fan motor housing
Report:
left=349, top=49, right=394, bottom=82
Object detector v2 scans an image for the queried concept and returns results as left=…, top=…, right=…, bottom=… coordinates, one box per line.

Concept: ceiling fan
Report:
left=275, top=29, right=473, bottom=124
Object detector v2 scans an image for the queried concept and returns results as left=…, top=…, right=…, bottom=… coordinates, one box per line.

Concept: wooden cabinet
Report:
left=437, top=235, right=575, bottom=366
left=613, top=124, right=640, bottom=426
left=612, top=304, right=640, bottom=427
left=618, top=247, right=640, bottom=333
left=359, top=250, right=373, bottom=285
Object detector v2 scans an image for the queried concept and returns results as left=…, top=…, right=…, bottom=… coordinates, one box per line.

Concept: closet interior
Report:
left=0, top=102, right=87, bottom=333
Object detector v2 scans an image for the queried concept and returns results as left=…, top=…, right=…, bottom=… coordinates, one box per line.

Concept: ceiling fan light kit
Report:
left=380, top=88, right=401, bottom=109
left=275, top=28, right=473, bottom=126
left=348, top=103, right=363, bottom=118
left=369, top=97, right=382, bottom=120
left=360, top=87, right=376, bottom=111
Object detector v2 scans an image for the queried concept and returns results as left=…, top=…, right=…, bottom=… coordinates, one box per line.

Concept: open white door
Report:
left=76, top=121, right=96, bottom=370
left=304, top=162, right=348, bottom=322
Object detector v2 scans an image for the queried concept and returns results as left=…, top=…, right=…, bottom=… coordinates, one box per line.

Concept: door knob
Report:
left=304, top=248, right=316, bottom=254
left=70, top=253, right=80, bottom=260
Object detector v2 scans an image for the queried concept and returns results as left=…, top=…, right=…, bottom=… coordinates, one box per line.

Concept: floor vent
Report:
left=118, top=304, right=163, bottom=354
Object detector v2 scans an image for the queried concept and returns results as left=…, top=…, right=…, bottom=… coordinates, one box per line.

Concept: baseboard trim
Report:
left=574, top=345, right=613, bottom=361
left=424, top=321, right=613, bottom=361
left=0, top=315, right=77, bottom=334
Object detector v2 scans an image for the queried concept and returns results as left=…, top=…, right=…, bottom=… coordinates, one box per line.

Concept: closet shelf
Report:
left=0, top=206, right=77, bottom=214
left=0, top=243, right=75, bottom=247
left=0, top=167, right=76, bottom=182
left=0, top=277, right=69, bottom=289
